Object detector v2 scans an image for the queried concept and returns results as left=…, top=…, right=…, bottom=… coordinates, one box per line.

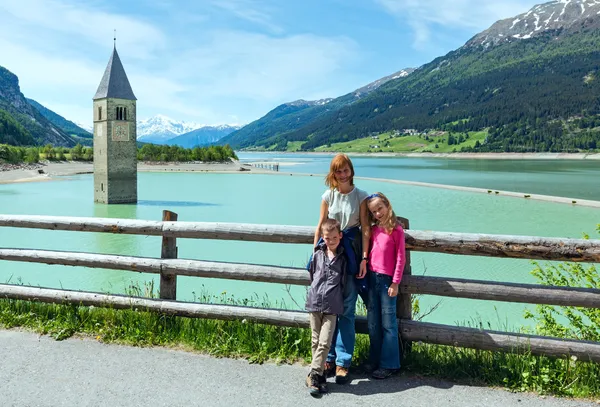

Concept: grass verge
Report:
left=1, top=293, right=598, bottom=399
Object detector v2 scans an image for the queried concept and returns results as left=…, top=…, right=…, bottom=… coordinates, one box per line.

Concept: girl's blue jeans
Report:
left=366, top=272, right=401, bottom=370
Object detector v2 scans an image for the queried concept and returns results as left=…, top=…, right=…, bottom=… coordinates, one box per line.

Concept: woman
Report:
left=313, top=153, right=370, bottom=384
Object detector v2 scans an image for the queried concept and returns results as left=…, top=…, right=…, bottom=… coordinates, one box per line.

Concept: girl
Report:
left=314, top=153, right=370, bottom=384
left=365, top=192, right=405, bottom=379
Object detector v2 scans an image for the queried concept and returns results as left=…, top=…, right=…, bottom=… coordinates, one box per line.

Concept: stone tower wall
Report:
left=93, top=98, right=137, bottom=204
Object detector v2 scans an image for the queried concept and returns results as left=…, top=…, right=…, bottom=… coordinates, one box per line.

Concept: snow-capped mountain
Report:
left=353, top=68, right=415, bottom=98
left=137, top=114, right=202, bottom=143
left=166, top=124, right=242, bottom=148
left=467, top=0, right=600, bottom=48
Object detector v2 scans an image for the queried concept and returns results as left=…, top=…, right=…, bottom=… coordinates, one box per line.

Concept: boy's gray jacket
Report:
left=305, top=243, right=346, bottom=315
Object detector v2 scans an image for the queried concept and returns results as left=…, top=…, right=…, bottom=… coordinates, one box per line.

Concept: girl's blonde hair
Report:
left=366, top=192, right=398, bottom=234
left=325, top=154, right=355, bottom=189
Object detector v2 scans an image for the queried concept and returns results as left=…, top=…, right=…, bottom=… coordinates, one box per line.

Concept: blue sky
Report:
left=0, top=0, right=542, bottom=128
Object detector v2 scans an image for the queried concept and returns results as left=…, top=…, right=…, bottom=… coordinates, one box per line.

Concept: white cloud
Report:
left=208, top=0, right=283, bottom=34
left=0, top=0, right=361, bottom=127
left=375, top=0, right=541, bottom=47
left=173, top=31, right=359, bottom=100
left=0, top=0, right=165, bottom=59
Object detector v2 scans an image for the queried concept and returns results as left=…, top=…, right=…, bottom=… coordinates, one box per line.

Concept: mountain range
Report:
left=219, top=68, right=414, bottom=150
left=221, top=0, right=600, bottom=153
left=3, top=0, right=600, bottom=153
left=0, top=66, right=76, bottom=147
left=136, top=115, right=240, bottom=147
left=0, top=68, right=238, bottom=148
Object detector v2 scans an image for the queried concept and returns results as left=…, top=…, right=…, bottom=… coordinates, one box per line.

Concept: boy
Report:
left=305, top=218, right=346, bottom=397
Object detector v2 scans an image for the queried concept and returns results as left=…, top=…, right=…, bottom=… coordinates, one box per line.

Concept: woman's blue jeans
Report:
left=326, top=274, right=359, bottom=368
left=367, top=272, right=401, bottom=369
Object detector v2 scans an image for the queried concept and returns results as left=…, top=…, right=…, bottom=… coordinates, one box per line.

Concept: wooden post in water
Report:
left=396, top=216, right=412, bottom=357
left=160, top=210, right=178, bottom=300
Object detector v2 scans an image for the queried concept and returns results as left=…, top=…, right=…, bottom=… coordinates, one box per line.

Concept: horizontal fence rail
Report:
left=2, top=248, right=600, bottom=308
left=1, top=215, right=599, bottom=262
left=1, top=284, right=599, bottom=363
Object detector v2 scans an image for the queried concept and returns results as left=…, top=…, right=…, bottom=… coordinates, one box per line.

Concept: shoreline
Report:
left=1, top=161, right=599, bottom=208
left=241, top=151, right=600, bottom=160
left=0, top=160, right=271, bottom=185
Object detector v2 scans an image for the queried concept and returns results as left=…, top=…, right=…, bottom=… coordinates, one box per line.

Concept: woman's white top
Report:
left=322, top=186, right=369, bottom=231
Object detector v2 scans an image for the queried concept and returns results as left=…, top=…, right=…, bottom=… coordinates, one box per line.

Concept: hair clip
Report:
left=366, top=193, right=380, bottom=200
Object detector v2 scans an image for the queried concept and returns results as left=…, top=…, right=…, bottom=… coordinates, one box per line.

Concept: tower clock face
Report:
left=112, top=123, right=129, bottom=141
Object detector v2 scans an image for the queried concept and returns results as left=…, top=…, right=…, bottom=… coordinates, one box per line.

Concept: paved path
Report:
left=0, top=330, right=595, bottom=407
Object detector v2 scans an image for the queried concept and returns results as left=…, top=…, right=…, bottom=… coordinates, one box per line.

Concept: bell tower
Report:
left=93, top=45, right=137, bottom=204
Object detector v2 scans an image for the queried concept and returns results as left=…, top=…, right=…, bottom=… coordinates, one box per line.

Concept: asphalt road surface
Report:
left=0, top=330, right=596, bottom=407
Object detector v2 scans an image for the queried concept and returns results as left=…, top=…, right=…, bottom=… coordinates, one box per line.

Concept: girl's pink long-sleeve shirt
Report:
left=368, top=224, right=406, bottom=284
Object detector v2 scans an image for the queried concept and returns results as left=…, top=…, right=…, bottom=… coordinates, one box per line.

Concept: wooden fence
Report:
left=0, top=212, right=599, bottom=362
left=249, top=162, right=280, bottom=171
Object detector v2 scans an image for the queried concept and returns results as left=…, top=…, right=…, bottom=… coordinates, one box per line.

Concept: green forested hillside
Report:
left=290, top=30, right=600, bottom=152
left=0, top=66, right=76, bottom=147
left=220, top=70, right=413, bottom=150
left=228, top=27, right=600, bottom=153
left=0, top=109, right=35, bottom=146
left=27, top=98, right=92, bottom=139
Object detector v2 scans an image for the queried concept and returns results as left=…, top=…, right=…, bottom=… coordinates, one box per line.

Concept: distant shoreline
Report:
left=1, top=160, right=599, bottom=208
left=241, top=151, right=600, bottom=160
left=0, top=160, right=266, bottom=185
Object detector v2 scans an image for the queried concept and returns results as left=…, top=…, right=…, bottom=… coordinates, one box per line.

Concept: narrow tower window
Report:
left=123, top=107, right=127, bottom=121
left=98, top=106, right=102, bottom=120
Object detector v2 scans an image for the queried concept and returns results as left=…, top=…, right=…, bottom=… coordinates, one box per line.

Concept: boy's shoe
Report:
left=371, top=368, right=398, bottom=380
left=317, top=374, right=329, bottom=394
left=335, top=366, right=350, bottom=384
left=323, top=361, right=336, bottom=378
left=305, top=371, right=322, bottom=397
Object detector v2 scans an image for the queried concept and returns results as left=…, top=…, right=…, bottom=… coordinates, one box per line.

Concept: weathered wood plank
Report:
left=2, top=248, right=600, bottom=307
left=162, top=221, right=314, bottom=243
left=397, top=217, right=412, bottom=321
left=1, top=215, right=599, bottom=261
left=0, top=284, right=310, bottom=327
left=406, top=230, right=600, bottom=262
left=401, top=320, right=600, bottom=363
left=396, top=217, right=413, bottom=355
left=401, top=276, right=600, bottom=307
left=0, top=215, right=163, bottom=235
left=1, top=284, right=598, bottom=363
left=160, top=211, right=178, bottom=300
left=0, top=249, right=310, bottom=285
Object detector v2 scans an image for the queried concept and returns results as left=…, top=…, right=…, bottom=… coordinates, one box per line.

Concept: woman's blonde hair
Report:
left=366, top=192, right=398, bottom=234
left=325, top=154, right=355, bottom=189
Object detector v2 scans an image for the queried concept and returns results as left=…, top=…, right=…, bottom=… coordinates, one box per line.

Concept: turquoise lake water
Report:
left=238, top=152, right=600, bottom=201
left=0, top=153, right=598, bottom=332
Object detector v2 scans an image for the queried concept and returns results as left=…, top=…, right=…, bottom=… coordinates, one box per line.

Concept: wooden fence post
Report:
left=160, top=210, right=178, bottom=300
left=397, top=216, right=412, bottom=357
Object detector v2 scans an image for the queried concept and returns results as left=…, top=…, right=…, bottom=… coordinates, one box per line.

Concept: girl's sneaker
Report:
left=371, top=368, right=398, bottom=379
left=362, top=363, right=377, bottom=374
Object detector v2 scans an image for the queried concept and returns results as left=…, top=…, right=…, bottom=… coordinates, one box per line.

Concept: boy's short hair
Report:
left=321, top=218, right=341, bottom=234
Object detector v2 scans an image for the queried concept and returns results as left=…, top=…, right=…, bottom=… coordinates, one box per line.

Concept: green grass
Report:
left=286, top=141, right=304, bottom=152
left=314, top=131, right=488, bottom=153
left=0, top=289, right=598, bottom=398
